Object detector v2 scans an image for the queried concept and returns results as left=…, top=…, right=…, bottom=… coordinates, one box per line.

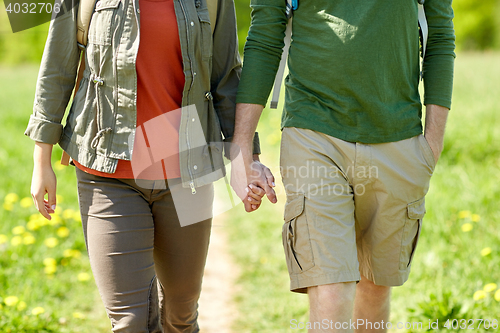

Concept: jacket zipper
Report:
left=179, top=0, right=196, bottom=194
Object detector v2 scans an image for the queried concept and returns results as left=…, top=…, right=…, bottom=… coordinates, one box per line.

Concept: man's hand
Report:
left=230, top=152, right=276, bottom=212
left=424, top=104, right=450, bottom=164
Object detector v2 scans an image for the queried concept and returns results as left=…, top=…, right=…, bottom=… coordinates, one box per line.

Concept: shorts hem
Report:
left=290, top=271, right=361, bottom=294
left=361, top=267, right=410, bottom=287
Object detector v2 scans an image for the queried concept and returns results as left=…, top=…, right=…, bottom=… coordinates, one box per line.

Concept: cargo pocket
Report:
left=282, top=193, right=315, bottom=275
left=399, top=197, right=425, bottom=270
left=88, top=0, right=122, bottom=46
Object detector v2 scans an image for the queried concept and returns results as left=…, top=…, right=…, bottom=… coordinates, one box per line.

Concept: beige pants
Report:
left=76, top=168, right=213, bottom=332
left=280, top=127, right=435, bottom=293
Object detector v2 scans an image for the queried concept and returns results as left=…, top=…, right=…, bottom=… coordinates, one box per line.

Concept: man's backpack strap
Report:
left=270, top=0, right=293, bottom=109
left=417, top=0, right=428, bottom=80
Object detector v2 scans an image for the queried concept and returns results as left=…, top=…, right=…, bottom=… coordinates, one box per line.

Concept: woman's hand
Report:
left=31, top=142, right=57, bottom=220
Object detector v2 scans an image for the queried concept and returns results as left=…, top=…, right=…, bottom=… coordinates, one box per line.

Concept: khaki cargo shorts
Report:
left=280, top=127, right=436, bottom=293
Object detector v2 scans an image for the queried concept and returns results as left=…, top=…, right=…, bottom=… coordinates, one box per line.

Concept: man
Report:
left=231, top=0, right=455, bottom=331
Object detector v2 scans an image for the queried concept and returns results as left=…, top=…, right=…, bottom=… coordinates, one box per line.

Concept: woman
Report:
left=25, top=0, right=260, bottom=331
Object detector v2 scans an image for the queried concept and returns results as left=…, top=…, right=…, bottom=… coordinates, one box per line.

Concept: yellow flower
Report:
left=471, top=214, right=481, bottom=222
left=458, top=210, right=471, bottom=219
left=484, top=283, right=498, bottom=293
left=44, top=237, right=59, bottom=248
left=473, top=290, right=487, bottom=301
left=77, top=272, right=91, bottom=281
left=461, top=223, right=473, bottom=232
left=4, top=193, right=19, bottom=204
left=31, top=307, right=45, bottom=315
left=3, top=202, right=13, bottom=211
left=20, top=197, right=32, bottom=208
left=23, top=233, right=36, bottom=245
left=72, top=211, right=82, bottom=222
left=0, top=234, right=8, bottom=245
left=17, top=301, right=27, bottom=311
left=43, top=258, right=57, bottom=266
left=44, top=265, right=57, bottom=275
left=48, top=214, right=62, bottom=226
left=27, top=220, right=40, bottom=231
left=72, top=312, right=86, bottom=319
left=495, top=289, right=500, bottom=302
left=63, top=249, right=82, bottom=258
left=11, top=236, right=22, bottom=246
left=56, top=194, right=64, bottom=204
left=54, top=205, right=63, bottom=215
left=481, top=247, right=492, bottom=256
left=63, top=209, right=76, bottom=220
left=54, top=161, right=65, bottom=171
left=56, top=227, right=70, bottom=238
left=12, top=226, right=26, bottom=235
left=4, top=296, right=19, bottom=306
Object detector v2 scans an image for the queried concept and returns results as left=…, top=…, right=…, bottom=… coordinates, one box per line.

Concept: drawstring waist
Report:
left=89, top=73, right=112, bottom=149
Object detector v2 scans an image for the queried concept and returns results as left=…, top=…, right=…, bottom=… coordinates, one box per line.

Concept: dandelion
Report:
left=43, top=258, right=57, bottom=266
left=63, top=249, right=82, bottom=258
left=481, top=247, right=492, bottom=256
left=20, top=197, right=32, bottom=208
left=484, top=283, right=498, bottom=293
left=4, top=193, right=19, bottom=204
left=56, top=227, right=70, bottom=238
left=3, top=202, right=13, bottom=211
left=0, top=234, right=8, bottom=245
left=461, top=223, right=473, bottom=232
left=27, top=220, right=40, bottom=231
left=12, top=226, right=26, bottom=235
left=72, top=211, right=82, bottom=222
left=17, top=301, right=27, bottom=311
left=458, top=210, right=471, bottom=219
left=63, top=209, right=76, bottom=220
left=4, top=296, right=19, bottom=306
left=473, top=290, right=487, bottom=301
left=471, top=214, right=481, bottom=222
left=44, top=265, right=57, bottom=275
left=77, top=272, right=91, bottom=282
left=54, top=161, right=65, bottom=171
left=73, top=312, right=86, bottom=319
left=44, top=237, right=59, bottom=248
left=495, top=289, right=500, bottom=302
left=23, top=233, right=36, bottom=245
left=31, top=307, right=45, bottom=315
left=48, top=214, right=62, bottom=226
left=11, top=236, right=22, bottom=246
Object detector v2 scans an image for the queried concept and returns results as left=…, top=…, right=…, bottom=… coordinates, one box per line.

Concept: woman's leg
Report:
left=151, top=181, right=213, bottom=333
left=76, top=169, right=162, bottom=333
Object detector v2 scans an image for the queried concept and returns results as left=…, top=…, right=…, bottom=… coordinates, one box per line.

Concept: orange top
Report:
left=75, top=0, right=185, bottom=180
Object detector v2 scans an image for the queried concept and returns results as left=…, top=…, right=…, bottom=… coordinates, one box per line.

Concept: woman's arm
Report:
left=31, top=142, right=57, bottom=220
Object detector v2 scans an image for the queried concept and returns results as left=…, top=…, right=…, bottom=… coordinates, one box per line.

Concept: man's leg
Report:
left=309, top=282, right=356, bottom=332
left=353, top=275, right=391, bottom=333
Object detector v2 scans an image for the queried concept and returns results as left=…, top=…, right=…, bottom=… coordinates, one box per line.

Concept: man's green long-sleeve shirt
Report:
left=236, top=0, right=455, bottom=143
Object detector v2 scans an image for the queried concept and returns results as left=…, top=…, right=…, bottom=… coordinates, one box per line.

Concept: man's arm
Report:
left=230, top=103, right=277, bottom=212
left=424, top=104, right=449, bottom=163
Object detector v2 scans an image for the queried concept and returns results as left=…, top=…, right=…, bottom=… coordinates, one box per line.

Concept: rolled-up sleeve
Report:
left=24, top=2, right=81, bottom=144
left=422, top=0, right=456, bottom=109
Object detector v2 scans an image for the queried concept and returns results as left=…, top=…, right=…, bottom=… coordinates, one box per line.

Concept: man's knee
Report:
left=309, top=282, right=357, bottom=302
left=357, top=275, right=391, bottom=298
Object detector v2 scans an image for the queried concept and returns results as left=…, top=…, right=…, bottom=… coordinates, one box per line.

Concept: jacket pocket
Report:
left=88, top=0, right=122, bottom=46
left=399, top=197, right=425, bottom=270
left=196, top=7, right=213, bottom=60
left=282, top=193, right=315, bottom=275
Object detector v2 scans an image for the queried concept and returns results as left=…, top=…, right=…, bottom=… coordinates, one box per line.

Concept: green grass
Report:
left=0, top=66, right=110, bottom=332
left=225, top=52, right=500, bottom=332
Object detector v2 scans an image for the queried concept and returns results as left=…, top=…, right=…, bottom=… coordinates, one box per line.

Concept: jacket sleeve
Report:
left=236, top=0, right=288, bottom=106
left=24, top=1, right=81, bottom=144
left=422, top=0, right=456, bottom=109
left=210, top=0, right=260, bottom=157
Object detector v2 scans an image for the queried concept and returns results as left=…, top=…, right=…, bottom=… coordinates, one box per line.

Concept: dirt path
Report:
left=198, top=217, right=238, bottom=333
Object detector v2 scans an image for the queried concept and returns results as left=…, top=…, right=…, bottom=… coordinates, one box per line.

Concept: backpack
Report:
left=270, top=0, right=429, bottom=109
left=61, top=0, right=219, bottom=165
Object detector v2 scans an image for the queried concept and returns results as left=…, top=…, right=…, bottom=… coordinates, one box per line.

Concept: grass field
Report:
left=0, top=52, right=499, bottom=332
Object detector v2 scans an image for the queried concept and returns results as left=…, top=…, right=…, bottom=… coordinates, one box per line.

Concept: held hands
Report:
left=230, top=154, right=277, bottom=212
